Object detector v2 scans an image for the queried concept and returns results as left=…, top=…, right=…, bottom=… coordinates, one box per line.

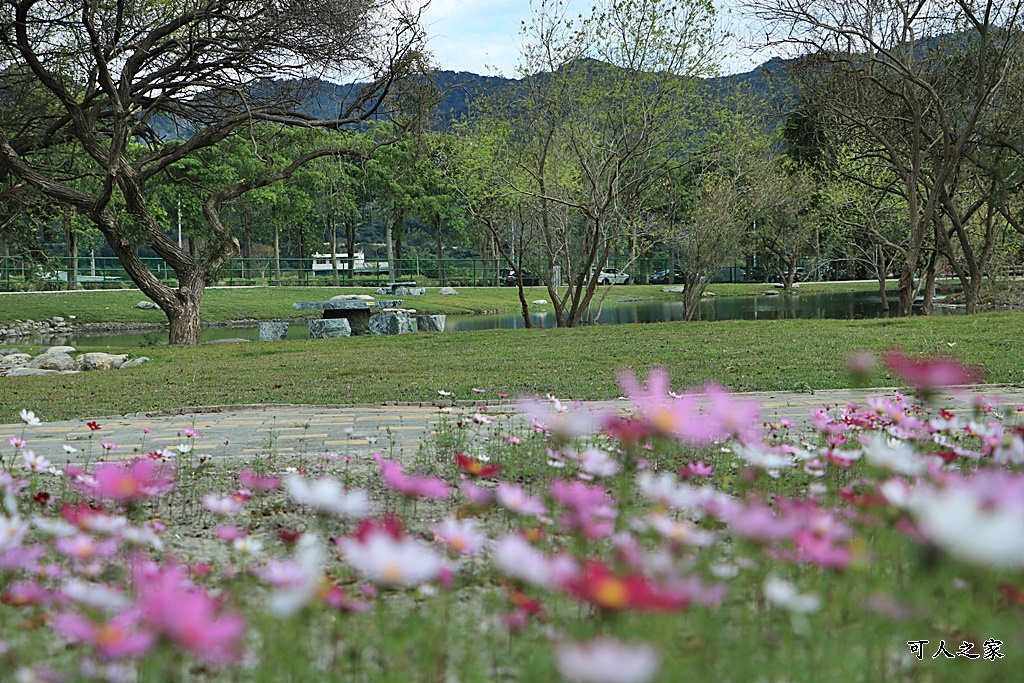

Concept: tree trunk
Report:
left=434, top=215, right=444, bottom=286
left=386, top=191, right=396, bottom=277
left=876, top=245, right=889, bottom=314
left=273, top=225, right=281, bottom=285
left=394, top=208, right=404, bottom=279
left=330, top=221, right=340, bottom=287
left=296, top=225, right=306, bottom=283
left=66, top=225, right=78, bottom=291
left=166, top=293, right=203, bottom=345
left=921, top=249, right=938, bottom=316
left=682, top=273, right=704, bottom=321
left=346, top=220, right=356, bottom=281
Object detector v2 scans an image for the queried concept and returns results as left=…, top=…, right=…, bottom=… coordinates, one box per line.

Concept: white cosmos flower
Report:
left=21, top=451, right=50, bottom=472
left=554, top=637, right=661, bottom=683
left=0, top=515, right=28, bottom=552
left=31, top=517, right=77, bottom=537
left=764, top=576, right=821, bottom=614
left=261, top=534, right=325, bottom=617
left=285, top=475, right=371, bottom=518
left=578, top=447, right=620, bottom=479
left=732, top=443, right=795, bottom=471
left=339, top=531, right=444, bottom=587
left=20, top=409, right=41, bottom=426
left=908, top=486, right=1024, bottom=568
left=61, top=579, right=130, bottom=612
left=862, top=433, right=927, bottom=476
left=433, top=518, right=487, bottom=556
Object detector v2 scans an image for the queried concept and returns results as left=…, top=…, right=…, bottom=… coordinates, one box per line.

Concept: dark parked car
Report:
left=501, top=270, right=541, bottom=286
left=648, top=269, right=686, bottom=285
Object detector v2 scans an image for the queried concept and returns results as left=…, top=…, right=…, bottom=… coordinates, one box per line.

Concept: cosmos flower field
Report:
left=0, top=351, right=1022, bottom=682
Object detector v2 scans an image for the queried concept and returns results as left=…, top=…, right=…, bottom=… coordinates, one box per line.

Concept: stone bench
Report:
left=293, top=299, right=403, bottom=336
left=375, top=281, right=417, bottom=296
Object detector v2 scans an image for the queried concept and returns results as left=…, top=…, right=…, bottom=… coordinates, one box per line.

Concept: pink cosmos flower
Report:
left=884, top=350, right=981, bottom=391
left=460, top=480, right=495, bottom=505
left=202, top=494, right=245, bottom=516
left=3, top=580, right=61, bottom=606
left=549, top=479, right=617, bottom=539
left=54, top=535, right=119, bottom=561
left=679, top=461, right=714, bottom=479
left=216, top=525, right=247, bottom=542
left=377, top=458, right=451, bottom=500
left=496, top=483, right=548, bottom=517
left=238, top=471, right=280, bottom=492
left=51, top=610, right=155, bottom=660
left=493, top=534, right=578, bottom=589
left=132, top=559, right=245, bottom=664
left=82, top=460, right=174, bottom=502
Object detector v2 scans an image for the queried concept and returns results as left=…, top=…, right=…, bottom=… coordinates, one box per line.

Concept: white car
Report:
left=592, top=267, right=630, bottom=285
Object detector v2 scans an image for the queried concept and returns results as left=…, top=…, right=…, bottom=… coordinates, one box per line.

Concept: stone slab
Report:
left=293, top=300, right=403, bottom=311
left=369, top=312, right=417, bottom=336
left=258, top=322, right=289, bottom=341
left=309, top=318, right=352, bottom=339
left=415, top=314, right=446, bottom=332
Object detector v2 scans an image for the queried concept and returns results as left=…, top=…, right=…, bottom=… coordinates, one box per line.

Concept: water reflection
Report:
left=2, top=290, right=961, bottom=346
left=446, top=290, right=959, bottom=331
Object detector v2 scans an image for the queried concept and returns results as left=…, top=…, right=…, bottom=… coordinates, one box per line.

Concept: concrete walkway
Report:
left=2, top=386, right=1021, bottom=465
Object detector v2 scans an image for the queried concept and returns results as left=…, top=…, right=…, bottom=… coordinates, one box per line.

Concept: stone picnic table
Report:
left=293, top=298, right=404, bottom=336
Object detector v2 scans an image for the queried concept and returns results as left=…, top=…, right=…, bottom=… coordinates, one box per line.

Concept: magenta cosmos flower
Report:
left=82, top=460, right=174, bottom=502
left=132, top=559, right=245, bottom=664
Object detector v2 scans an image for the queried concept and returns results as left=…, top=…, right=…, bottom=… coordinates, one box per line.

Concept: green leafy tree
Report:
left=0, top=0, right=428, bottom=342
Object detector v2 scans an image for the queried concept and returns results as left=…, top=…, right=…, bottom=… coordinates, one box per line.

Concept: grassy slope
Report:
left=1, top=312, right=1020, bottom=422
left=0, top=281, right=892, bottom=325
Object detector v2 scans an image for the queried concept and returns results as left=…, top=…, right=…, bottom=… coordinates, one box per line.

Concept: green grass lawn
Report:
left=0, top=281, right=895, bottom=326
left=2, top=312, right=1020, bottom=422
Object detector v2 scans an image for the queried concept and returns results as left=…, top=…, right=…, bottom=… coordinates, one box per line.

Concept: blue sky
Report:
left=420, top=0, right=773, bottom=77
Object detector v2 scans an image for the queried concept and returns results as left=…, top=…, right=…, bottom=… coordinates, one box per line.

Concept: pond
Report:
left=4, top=290, right=962, bottom=347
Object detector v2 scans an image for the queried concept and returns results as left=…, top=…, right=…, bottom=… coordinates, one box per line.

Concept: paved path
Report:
left=2, top=386, right=1021, bottom=465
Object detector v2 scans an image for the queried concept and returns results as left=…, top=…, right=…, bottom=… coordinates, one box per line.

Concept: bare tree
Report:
left=747, top=0, right=1024, bottom=315
left=492, top=0, right=722, bottom=327
left=0, top=0, right=428, bottom=342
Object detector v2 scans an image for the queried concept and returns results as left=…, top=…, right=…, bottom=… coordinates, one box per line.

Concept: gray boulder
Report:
left=438, top=287, right=458, bottom=295
left=409, top=288, right=426, bottom=296
left=369, top=312, right=417, bottom=335
left=415, top=314, right=446, bottom=332
left=8, top=367, right=60, bottom=376
left=136, top=301, right=159, bottom=309
left=330, top=294, right=375, bottom=301
left=79, top=352, right=129, bottom=371
left=119, top=357, right=150, bottom=369
left=661, top=286, right=685, bottom=293
left=763, top=290, right=780, bottom=297
left=0, top=348, right=20, bottom=356
left=206, top=338, right=251, bottom=344
left=28, top=352, right=77, bottom=371
left=531, top=299, right=548, bottom=305
left=258, top=322, right=289, bottom=341
left=0, top=353, right=32, bottom=367
left=309, top=318, right=352, bottom=339
left=42, top=345, right=76, bottom=355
